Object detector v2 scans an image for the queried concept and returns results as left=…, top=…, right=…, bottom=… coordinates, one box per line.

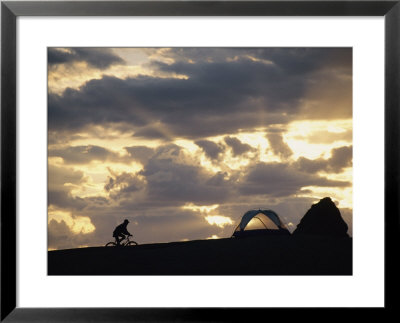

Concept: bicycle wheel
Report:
left=105, top=242, right=116, bottom=247
left=127, top=241, right=138, bottom=246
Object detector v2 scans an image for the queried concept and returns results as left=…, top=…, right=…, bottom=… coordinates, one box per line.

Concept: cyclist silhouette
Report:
left=113, top=219, right=132, bottom=245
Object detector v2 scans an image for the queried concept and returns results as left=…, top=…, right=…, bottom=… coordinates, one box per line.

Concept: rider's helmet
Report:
left=124, top=219, right=129, bottom=224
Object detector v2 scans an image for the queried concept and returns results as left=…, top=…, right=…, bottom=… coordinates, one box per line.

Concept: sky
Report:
left=48, top=47, right=352, bottom=250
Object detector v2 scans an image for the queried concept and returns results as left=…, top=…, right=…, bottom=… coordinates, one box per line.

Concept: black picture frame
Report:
left=1, top=0, right=398, bottom=321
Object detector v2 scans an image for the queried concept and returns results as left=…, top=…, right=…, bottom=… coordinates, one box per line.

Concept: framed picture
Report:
left=1, top=0, right=398, bottom=321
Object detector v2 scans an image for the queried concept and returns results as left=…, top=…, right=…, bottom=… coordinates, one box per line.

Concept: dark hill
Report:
left=48, top=235, right=352, bottom=275
left=293, top=197, right=349, bottom=237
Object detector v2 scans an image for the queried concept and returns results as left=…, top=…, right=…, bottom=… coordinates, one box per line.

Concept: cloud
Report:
left=195, top=140, right=225, bottom=160
left=267, top=133, right=293, bottom=159
left=48, top=190, right=87, bottom=210
left=47, top=165, right=88, bottom=210
left=133, top=126, right=169, bottom=140
left=296, top=129, right=352, bottom=144
left=48, top=48, right=352, bottom=139
left=124, top=146, right=155, bottom=165
left=48, top=142, right=352, bottom=246
left=49, top=145, right=125, bottom=164
left=295, top=145, right=352, bottom=173
left=328, top=146, right=353, bottom=172
left=48, top=219, right=92, bottom=250
left=224, top=136, right=255, bottom=156
left=47, top=48, right=353, bottom=248
left=151, top=47, right=351, bottom=75
left=48, top=164, right=86, bottom=191
left=140, top=155, right=232, bottom=205
left=48, top=48, right=125, bottom=69
left=48, top=215, right=111, bottom=250
left=239, top=162, right=350, bottom=197
left=104, top=171, right=146, bottom=200
left=91, top=144, right=233, bottom=207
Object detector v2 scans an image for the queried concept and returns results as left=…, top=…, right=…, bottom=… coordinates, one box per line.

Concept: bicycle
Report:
left=105, top=235, right=138, bottom=247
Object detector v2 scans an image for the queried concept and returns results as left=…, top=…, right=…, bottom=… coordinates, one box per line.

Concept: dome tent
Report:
left=232, top=209, right=291, bottom=238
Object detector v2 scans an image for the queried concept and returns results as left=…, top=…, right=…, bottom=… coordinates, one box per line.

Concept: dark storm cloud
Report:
left=239, top=162, right=350, bottom=197
left=154, top=47, right=352, bottom=120
left=295, top=145, right=352, bottom=173
left=84, top=144, right=233, bottom=208
left=137, top=145, right=232, bottom=204
left=48, top=165, right=88, bottom=209
left=48, top=164, right=110, bottom=211
left=49, top=145, right=126, bottom=164
left=48, top=68, right=282, bottom=137
left=140, top=158, right=231, bottom=204
left=48, top=130, right=85, bottom=146
left=328, top=146, right=353, bottom=172
left=50, top=142, right=352, bottom=221
left=267, top=133, right=293, bottom=159
left=115, top=143, right=350, bottom=207
left=49, top=76, right=163, bottom=131
left=48, top=164, right=86, bottom=191
left=48, top=190, right=87, bottom=210
left=104, top=172, right=145, bottom=200
left=195, top=140, right=225, bottom=160
left=155, top=47, right=351, bottom=75
left=48, top=48, right=125, bottom=69
left=152, top=143, right=182, bottom=159
left=150, top=57, right=304, bottom=111
left=224, top=136, right=255, bottom=156
left=124, top=146, right=155, bottom=165
left=255, top=48, right=351, bottom=76
left=49, top=48, right=351, bottom=138
left=133, top=127, right=169, bottom=140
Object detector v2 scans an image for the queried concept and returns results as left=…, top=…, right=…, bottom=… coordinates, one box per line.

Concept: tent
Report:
left=232, top=209, right=291, bottom=238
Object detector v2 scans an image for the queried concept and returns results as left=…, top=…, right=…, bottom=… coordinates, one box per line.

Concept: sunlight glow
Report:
left=48, top=207, right=96, bottom=234
left=174, top=139, right=200, bottom=154
left=205, top=215, right=233, bottom=228
left=285, top=119, right=352, bottom=159
left=63, top=162, right=143, bottom=198
left=183, top=203, right=219, bottom=213
left=207, top=234, right=220, bottom=240
left=327, top=125, right=347, bottom=133
left=297, top=186, right=352, bottom=209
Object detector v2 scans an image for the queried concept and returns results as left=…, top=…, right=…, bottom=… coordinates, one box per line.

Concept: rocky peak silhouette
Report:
left=293, top=197, right=349, bottom=237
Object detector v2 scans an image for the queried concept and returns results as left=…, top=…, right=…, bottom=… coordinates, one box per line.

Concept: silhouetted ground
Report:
left=293, top=197, right=349, bottom=237
left=48, top=235, right=352, bottom=275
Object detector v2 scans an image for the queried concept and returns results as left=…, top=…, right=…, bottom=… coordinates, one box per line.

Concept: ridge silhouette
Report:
left=48, top=197, right=352, bottom=275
